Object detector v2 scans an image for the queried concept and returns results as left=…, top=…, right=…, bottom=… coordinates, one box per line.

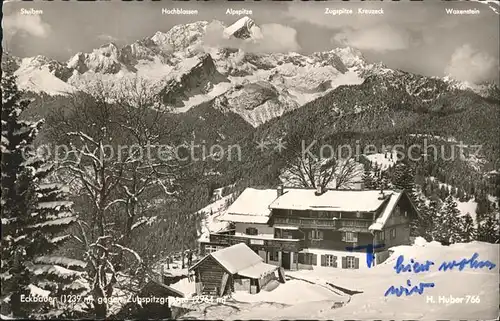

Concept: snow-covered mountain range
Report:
left=7, top=16, right=499, bottom=127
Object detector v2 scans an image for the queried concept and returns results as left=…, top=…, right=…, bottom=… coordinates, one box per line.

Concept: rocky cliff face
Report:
left=160, top=54, right=228, bottom=107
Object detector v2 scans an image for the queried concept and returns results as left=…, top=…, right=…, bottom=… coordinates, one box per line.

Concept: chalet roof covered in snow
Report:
left=219, top=188, right=277, bottom=224
left=190, top=243, right=278, bottom=278
left=269, top=189, right=393, bottom=212
left=368, top=191, right=403, bottom=231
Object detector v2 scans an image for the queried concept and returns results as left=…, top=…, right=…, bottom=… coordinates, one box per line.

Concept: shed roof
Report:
left=210, top=243, right=263, bottom=274
left=189, top=243, right=278, bottom=279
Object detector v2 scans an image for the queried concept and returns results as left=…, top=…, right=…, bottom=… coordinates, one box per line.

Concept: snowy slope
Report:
left=15, top=57, right=76, bottom=95
left=197, top=194, right=233, bottom=243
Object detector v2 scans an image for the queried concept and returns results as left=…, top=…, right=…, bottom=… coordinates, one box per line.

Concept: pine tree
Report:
left=361, top=165, right=376, bottom=189
left=391, top=162, right=416, bottom=197
left=416, top=194, right=441, bottom=241
left=476, top=211, right=500, bottom=244
left=433, top=196, right=462, bottom=244
left=1, top=70, right=87, bottom=318
left=458, top=213, right=476, bottom=243
left=475, top=194, right=491, bottom=222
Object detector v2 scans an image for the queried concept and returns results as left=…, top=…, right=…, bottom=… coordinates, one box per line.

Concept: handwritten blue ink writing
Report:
left=393, top=255, right=435, bottom=274
left=384, top=279, right=435, bottom=297
left=386, top=252, right=497, bottom=298
left=345, top=243, right=385, bottom=268
left=438, top=252, right=496, bottom=271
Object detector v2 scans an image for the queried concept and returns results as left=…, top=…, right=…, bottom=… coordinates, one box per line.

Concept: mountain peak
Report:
left=223, top=16, right=262, bottom=40
left=329, top=47, right=366, bottom=68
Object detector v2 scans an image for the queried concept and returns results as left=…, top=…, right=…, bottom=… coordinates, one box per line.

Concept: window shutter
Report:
left=353, top=232, right=358, bottom=243
left=333, top=256, right=338, bottom=268
left=341, top=232, right=346, bottom=242
left=312, top=254, right=318, bottom=266
left=354, top=257, right=360, bottom=269
left=341, top=256, right=347, bottom=269
left=320, top=255, right=326, bottom=266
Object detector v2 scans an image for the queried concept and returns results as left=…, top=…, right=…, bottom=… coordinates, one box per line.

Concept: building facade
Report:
left=199, top=186, right=419, bottom=271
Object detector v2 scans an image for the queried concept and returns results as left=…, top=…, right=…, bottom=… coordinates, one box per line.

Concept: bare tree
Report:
left=46, top=77, right=181, bottom=318
left=280, top=147, right=362, bottom=189
left=280, top=137, right=363, bottom=189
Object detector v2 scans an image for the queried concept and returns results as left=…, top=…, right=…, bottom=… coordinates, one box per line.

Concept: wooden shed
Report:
left=189, top=243, right=284, bottom=296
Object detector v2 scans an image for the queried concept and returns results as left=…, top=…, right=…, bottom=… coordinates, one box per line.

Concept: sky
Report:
left=2, top=0, right=499, bottom=84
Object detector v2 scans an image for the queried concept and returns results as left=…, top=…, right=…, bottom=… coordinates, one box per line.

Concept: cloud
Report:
left=285, top=3, right=475, bottom=51
left=97, top=34, right=120, bottom=43
left=332, top=25, right=411, bottom=52
left=255, top=24, right=301, bottom=53
left=4, top=12, right=52, bottom=38
left=445, top=45, right=499, bottom=83
left=202, top=21, right=300, bottom=53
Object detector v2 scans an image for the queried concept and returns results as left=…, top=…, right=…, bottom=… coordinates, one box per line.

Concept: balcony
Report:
left=273, top=216, right=372, bottom=232
left=337, top=219, right=372, bottom=232
left=209, top=233, right=303, bottom=252
left=273, top=216, right=338, bottom=229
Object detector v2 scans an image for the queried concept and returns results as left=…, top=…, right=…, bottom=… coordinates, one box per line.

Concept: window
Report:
left=390, top=228, right=396, bottom=239
left=308, top=230, right=323, bottom=240
left=346, top=256, right=356, bottom=269
left=205, top=245, right=218, bottom=254
left=379, top=231, right=385, bottom=241
left=269, top=251, right=279, bottom=261
left=245, top=227, right=258, bottom=235
left=321, top=254, right=337, bottom=267
left=298, top=253, right=317, bottom=265
left=342, top=232, right=358, bottom=243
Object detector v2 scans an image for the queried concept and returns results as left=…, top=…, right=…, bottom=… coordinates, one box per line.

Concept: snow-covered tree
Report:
left=391, top=162, right=416, bottom=197
left=457, top=213, right=476, bottom=243
left=432, top=196, right=462, bottom=244
left=361, top=163, right=376, bottom=189
left=476, top=211, right=500, bottom=244
left=412, top=194, right=440, bottom=241
left=45, top=78, right=181, bottom=318
left=371, top=165, right=391, bottom=190
left=1, top=70, right=85, bottom=318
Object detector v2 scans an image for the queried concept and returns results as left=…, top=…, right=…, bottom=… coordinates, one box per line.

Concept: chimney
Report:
left=315, top=184, right=325, bottom=196
left=277, top=185, right=284, bottom=197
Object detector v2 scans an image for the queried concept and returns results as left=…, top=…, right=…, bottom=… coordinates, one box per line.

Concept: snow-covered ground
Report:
left=232, top=279, right=344, bottom=305
left=197, top=193, right=233, bottom=243
left=178, top=278, right=346, bottom=319
left=364, top=151, right=398, bottom=170
left=176, top=239, right=499, bottom=320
